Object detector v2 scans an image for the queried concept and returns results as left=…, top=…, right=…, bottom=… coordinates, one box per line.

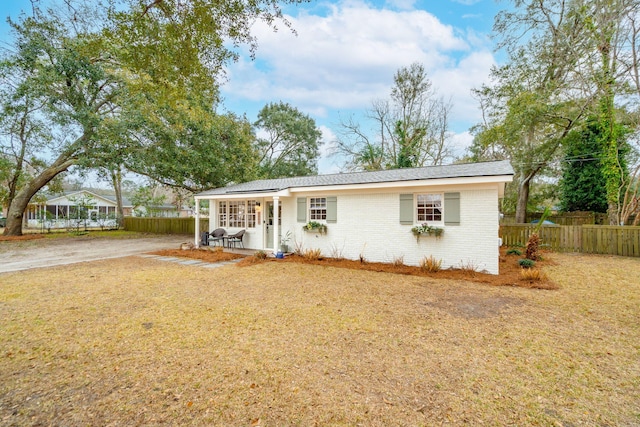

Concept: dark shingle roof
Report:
left=197, top=160, right=513, bottom=196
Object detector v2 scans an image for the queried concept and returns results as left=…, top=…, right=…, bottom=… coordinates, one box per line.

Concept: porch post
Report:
left=273, top=196, right=280, bottom=252
left=194, top=197, right=200, bottom=247
left=209, top=199, right=215, bottom=233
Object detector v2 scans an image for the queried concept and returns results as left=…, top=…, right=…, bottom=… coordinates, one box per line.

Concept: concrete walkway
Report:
left=137, top=254, right=244, bottom=269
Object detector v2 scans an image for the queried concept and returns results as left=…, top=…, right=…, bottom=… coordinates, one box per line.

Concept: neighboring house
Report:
left=25, top=190, right=131, bottom=229
left=195, top=160, right=514, bottom=275
left=26, top=189, right=189, bottom=229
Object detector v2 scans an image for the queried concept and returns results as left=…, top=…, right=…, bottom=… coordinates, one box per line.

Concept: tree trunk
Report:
left=111, top=168, right=124, bottom=227
left=3, top=156, right=76, bottom=236
left=515, top=177, right=531, bottom=223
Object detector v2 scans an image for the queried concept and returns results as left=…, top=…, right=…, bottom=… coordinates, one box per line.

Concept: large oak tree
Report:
left=0, top=0, right=304, bottom=235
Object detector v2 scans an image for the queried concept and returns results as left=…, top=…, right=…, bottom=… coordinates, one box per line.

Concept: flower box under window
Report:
left=411, top=223, right=443, bottom=242
left=303, top=221, right=327, bottom=234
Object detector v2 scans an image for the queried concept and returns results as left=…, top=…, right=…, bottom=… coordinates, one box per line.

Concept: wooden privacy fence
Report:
left=123, top=217, right=207, bottom=235
left=502, top=211, right=610, bottom=225
left=500, top=224, right=640, bottom=257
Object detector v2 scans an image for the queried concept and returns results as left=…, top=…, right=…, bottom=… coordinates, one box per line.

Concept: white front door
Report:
left=265, top=202, right=281, bottom=249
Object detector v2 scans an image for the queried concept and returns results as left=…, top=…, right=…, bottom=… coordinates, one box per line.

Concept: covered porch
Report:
left=194, top=190, right=292, bottom=253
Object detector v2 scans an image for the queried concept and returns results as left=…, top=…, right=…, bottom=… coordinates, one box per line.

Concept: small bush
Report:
left=254, top=250, right=268, bottom=260
left=359, top=243, right=367, bottom=264
left=518, top=258, right=536, bottom=268
left=392, top=255, right=405, bottom=267
left=212, top=246, right=224, bottom=253
left=303, top=248, right=322, bottom=260
left=520, top=268, right=546, bottom=281
left=293, top=240, right=304, bottom=256
left=420, top=255, right=442, bottom=273
left=329, top=242, right=345, bottom=260
left=506, top=248, right=522, bottom=256
left=458, top=259, right=480, bottom=276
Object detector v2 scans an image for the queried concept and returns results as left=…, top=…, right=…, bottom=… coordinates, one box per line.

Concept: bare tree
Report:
left=334, top=63, right=453, bottom=171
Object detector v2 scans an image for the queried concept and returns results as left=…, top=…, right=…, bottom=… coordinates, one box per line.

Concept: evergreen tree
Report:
left=559, top=118, right=629, bottom=213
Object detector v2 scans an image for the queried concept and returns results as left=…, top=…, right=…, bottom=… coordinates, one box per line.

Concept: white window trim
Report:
left=416, top=192, right=444, bottom=224
left=218, top=200, right=258, bottom=228
left=309, top=197, right=327, bottom=222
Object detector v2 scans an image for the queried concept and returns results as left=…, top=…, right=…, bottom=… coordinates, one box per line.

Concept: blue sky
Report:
left=0, top=0, right=505, bottom=174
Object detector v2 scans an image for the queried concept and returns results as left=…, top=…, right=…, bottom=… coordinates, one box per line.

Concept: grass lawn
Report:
left=0, top=252, right=639, bottom=425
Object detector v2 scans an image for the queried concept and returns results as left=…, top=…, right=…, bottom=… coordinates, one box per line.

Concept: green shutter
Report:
left=399, top=194, right=414, bottom=224
left=326, top=196, right=337, bottom=223
left=297, top=197, right=307, bottom=223
left=444, top=192, right=460, bottom=226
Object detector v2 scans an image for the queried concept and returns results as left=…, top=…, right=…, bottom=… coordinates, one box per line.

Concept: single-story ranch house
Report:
left=194, top=160, right=514, bottom=275
left=25, top=190, right=185, bottom=229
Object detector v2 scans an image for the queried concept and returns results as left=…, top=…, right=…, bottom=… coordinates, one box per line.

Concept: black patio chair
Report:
left=226, top=229, right=245, bottom=249
left=209, top=228, right=226, bottom=246
left=200, top=231, right=210, bottom=246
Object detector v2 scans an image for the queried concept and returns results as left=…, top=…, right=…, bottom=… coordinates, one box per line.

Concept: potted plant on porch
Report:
left=280, top=231, right=292, bottom=253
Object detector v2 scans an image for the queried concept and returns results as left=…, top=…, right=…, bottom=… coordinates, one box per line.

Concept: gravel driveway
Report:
left=0, top=235, right=189, bottom=273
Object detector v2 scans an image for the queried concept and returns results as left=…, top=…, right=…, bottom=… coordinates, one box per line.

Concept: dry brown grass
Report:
left=0, top=233, right=45, bottom=242
left=1, top=252, right=639, bottom=425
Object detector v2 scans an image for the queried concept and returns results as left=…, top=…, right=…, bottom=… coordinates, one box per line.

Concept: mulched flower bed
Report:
left=153, top=246, right=558, bottom=290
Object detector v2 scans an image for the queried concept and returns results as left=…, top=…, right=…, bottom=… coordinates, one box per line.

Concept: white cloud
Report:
left=223, top=1, right=471, bottom=111
left=318, top=125, right=337, bottom=158
left=449, top=130, right=475, bottom=158
left=430, top=50, right=496, bottom=127
left=220, top=0, right=498, bottom=171
left=316, top=125, right=342, bottom=173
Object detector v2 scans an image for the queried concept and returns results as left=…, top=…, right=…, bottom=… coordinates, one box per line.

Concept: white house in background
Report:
left=26, top=189, right=188, bottom=228
left=25, top=190, right=130, bottom=229
left=194, top=160, right=514, bottom=275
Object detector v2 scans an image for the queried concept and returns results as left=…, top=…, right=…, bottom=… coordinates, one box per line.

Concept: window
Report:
left=228, top=201, right=244, bottom=228
left=417, top=194, right=442, bottom=222
left=218, top=200, right=257, bottom=228
left=218, top=201, right=227, bottom=227
left=247, top=200, right=257, bottom=228
left=309, top=197, right=327, bottom=220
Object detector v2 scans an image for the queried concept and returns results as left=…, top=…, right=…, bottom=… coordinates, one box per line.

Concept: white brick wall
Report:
left=276, top=187, right=501, bottom=275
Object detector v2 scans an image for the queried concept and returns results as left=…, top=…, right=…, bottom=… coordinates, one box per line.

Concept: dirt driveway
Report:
left=0, top=234, right=188, bottom=273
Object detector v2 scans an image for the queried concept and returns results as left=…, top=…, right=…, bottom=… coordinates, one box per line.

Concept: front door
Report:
left=265, top=201, right=281, bottom=249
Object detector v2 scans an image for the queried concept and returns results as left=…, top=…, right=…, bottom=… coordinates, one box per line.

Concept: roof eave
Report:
left=196, top=174, right=513, bottom=198
left=195, top=188, right=292, bottom=200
